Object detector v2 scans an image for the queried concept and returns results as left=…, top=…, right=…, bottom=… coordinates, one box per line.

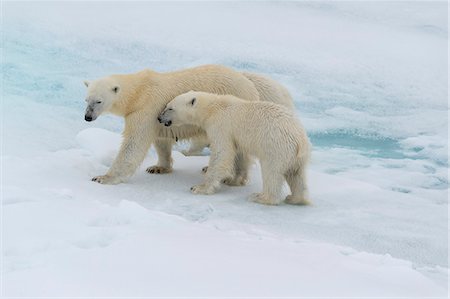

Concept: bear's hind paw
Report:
left=190, top=184, right=216, bottom=195
left=222, top=175, right=249, bottom=186
left=182, top=149, right=204, bottom=157
left=285, top=195, right=310, bottom=205
left=249, top=193, right=280, bottom=205
left=91, top=175, right=122, bottom=185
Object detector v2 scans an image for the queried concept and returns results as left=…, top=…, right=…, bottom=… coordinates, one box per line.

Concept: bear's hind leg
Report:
left=249, top=163, right=284, bottom=205
left=146, top=138, right=174, bottom=174
left=223, top=152, right=251, bottom=186
left=285, top=166, right=310, bottom=205
left=182, top=135, right=209, bottom=157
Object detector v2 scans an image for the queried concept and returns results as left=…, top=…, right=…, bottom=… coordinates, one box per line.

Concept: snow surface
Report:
left=2, top=1, right=448, bottom=297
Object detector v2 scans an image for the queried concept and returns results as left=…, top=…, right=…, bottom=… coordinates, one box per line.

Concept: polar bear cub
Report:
left=158, top=91, right=310, bottom=205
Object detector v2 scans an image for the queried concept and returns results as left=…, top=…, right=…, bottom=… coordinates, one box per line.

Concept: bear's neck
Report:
left=112, top=70, right=201, bottom=118
left=110, top=70, right=157, bottom=117
left=200, top=100, right=232, bottom=128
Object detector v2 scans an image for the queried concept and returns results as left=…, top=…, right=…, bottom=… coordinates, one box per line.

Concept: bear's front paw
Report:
left=91, top=175, right=122, bottom=185
left=249, top=193, right=280, bottom=205
left=190, top=184, right=215, bottom=195
left=146, top=166, right=172, bottom=174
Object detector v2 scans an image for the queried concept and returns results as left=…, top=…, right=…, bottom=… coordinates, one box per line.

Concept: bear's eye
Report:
left=96, top=101, right=102, bottom=104
left=168, top=108, right=173, bottom=111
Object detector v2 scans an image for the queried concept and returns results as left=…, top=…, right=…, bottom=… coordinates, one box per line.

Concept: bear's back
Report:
left=163, top=65, right=260, bottom=103
left=212, top=100, right=307, bottom=160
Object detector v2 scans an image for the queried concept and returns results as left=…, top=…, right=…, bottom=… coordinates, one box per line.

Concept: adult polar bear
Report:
left=84, top=64, right=294, bottom=184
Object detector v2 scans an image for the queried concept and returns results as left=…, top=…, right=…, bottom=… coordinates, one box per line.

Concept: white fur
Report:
left=184, top=71, right=296, bottom=155
left=161, top=91, right=311, bottom=205
left=84, top=65, right=263, bottom=184
left=181, top=134, right=209, bottom=156
left=242, top=72, right=295, bottom=111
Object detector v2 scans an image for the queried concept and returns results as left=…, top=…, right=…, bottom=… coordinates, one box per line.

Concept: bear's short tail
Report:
left=296, top=140, right=311, bottom=163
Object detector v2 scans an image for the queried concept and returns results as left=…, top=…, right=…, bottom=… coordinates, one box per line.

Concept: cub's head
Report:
left=158, top=91, right=201, bottom=127
left=83, top=77, right=121, bottom=122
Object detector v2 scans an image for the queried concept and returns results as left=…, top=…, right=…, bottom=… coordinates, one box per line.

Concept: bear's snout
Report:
left=85, top=115, right=93, bottom=122
left=158, top=111, right=172, bottom=127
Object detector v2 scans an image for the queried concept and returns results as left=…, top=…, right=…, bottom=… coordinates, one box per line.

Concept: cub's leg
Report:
left=146, top=138, right=174, bottom=174
left=191, top=139, right=235, bottom=195
left=201, top=166, right=208, bottom=174
left=249, top=162, right=284, bottom=205
left=222, top=152, right=251, bottom=186
left=285, top=166, right=310, bottom=205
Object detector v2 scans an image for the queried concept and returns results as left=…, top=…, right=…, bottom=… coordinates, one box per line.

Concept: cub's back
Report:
left=220, top=101, right=306, bottom=158
left=226, top=101, right=298, bottom=132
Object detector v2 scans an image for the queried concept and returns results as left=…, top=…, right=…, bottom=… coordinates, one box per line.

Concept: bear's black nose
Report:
left=85, top=115, right=93, bottom=122
left=164, top=120, right=172, bottom=127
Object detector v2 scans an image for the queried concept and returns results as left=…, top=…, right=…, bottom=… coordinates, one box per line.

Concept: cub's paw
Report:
left=190, top=184, right=215, bottom=195
left=249, top=193, right=279, bottom=205
left=285, top=195, right=310, bottom=205
left=91, top=175, right=122, bottom=185
left=146, top=166, right=172, bottom=174
left=181, top=149, right=203, bottom=157
left=201, top=166, right=208, bottom=174
left=222, top=175, right=249, bottom=186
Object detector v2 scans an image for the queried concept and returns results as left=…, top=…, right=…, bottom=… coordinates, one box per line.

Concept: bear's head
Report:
left=158, top=90, right=201, bottom=127
left=83, top=77, right=121, bottom=122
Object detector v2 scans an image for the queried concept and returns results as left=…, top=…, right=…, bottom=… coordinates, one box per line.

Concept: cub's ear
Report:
left=112, top=86, right=120, bottom=93
left=84, top=80, right=90, bottom=87
left=190, top=97, right=196, bottom=106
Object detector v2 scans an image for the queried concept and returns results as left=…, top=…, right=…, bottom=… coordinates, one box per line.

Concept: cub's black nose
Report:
left=85, top=115, right=92, bottom=122
left=164, top=120, right=172, bottom=127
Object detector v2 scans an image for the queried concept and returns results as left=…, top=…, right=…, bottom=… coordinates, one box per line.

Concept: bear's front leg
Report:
left=191, top=137, right=235, bottom=195
left=92, top=112, right=155, bottom=184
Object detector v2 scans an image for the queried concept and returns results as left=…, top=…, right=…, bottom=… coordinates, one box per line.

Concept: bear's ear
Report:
left=84, top=80, right=90, bottom=87
left=112, top=86, right=120, bottom=93
left=190, top=97, right=196, bottom=106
